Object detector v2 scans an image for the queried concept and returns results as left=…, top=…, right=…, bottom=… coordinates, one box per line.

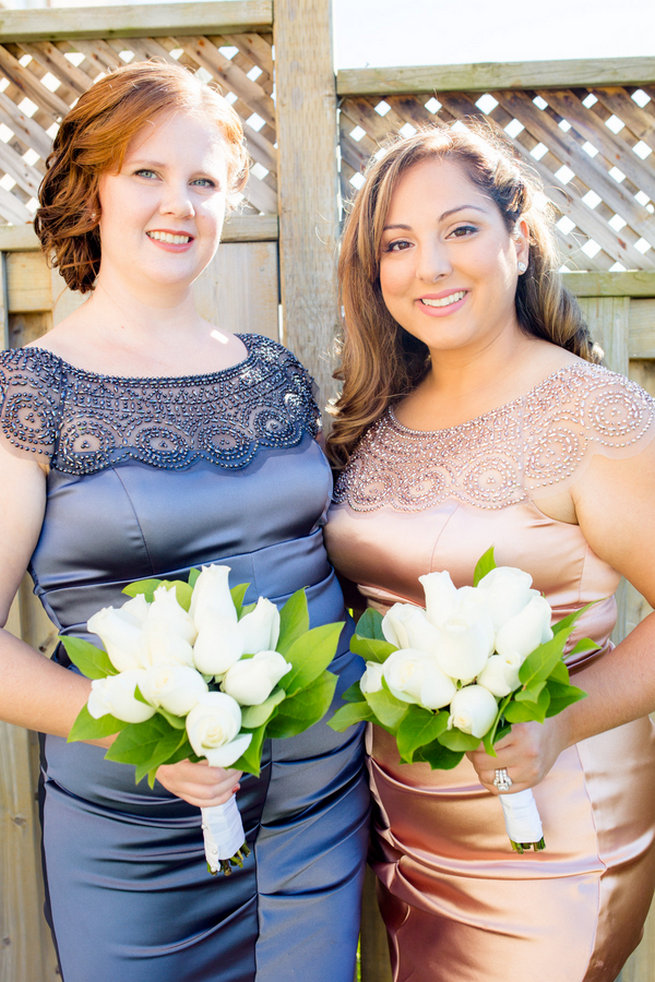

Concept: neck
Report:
left=86, top=273, right=204, bottom=348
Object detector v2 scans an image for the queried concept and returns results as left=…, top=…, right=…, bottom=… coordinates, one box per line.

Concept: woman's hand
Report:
left=467, top=717, right=568, bottom=794
left=155, top=759, right=242, bottom=808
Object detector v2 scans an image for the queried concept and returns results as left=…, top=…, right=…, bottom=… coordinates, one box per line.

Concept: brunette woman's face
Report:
left=378, top=157, right=528, bottom=359
left=96, top=110, right=229, bottom=298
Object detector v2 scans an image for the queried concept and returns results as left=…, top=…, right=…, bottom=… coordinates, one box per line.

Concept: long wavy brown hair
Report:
left=34, top=60, right=249, bottom=294
left=325, top=120, right=599, bottom=470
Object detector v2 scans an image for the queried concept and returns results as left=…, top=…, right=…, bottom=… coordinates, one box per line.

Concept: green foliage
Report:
left=61, top=636, right=117, bottom=679
left=276, top=588, right=310, bottom=654
left=67, top=704, right=123, bottom=742
left=473, top=546, right=496, bottom=586
left=67, top=575, right=345, bottom=790
left=328, top=548, right=592, bottom=774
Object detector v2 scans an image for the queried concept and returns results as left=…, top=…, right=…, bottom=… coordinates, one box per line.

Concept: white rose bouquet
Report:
left=330, top=548, right=592, bottom=852
left=65, top=565, right=343, bottom=874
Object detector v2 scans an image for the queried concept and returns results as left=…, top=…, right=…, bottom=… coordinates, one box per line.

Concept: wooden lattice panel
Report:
left=340, top=86, right=655, bottom=272
left=0, top=32, right=276, bottom=224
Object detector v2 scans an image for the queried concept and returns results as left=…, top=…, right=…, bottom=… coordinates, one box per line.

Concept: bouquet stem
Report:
left=200, top=797, right=249, bottom=876
left=498, top=789, right=545, bottom=853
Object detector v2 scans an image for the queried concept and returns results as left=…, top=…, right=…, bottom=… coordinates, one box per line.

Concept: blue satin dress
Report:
left=0, top=334, right=368, bottom=982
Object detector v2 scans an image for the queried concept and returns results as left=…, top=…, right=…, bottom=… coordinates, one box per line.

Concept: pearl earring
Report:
left=518, top=261, right=527, bottom=274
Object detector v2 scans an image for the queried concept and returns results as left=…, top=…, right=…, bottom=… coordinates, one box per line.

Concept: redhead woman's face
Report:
left=97, top=110, right=229, bottom=299
left=378, top=157, right=528, bottom=359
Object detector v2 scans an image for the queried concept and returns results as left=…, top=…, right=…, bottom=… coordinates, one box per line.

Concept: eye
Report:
left=383, top=239, right=413, bottom=253
left=191, top=177, right=218, bottom=189
left=133, top=168, right=158, bottom=180
left=449, top=224, right=478, bottom=238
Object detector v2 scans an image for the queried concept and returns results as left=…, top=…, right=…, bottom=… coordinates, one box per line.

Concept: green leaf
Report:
left=136, top=725, right=192, bottom=786
left=354, top=607, right=385, bottom=641
left=515, top=679, right=546, bottom=703
left=67, top=703, right=124, bottom=742
left=328, top=700, right=374, bottom=731
left=341, top=680, right=365, bottom=703
left=350, top=635, right=396, bottom=664
left=231, top=722, right=266, bottom=777
left=504, top=686, right=550, bottom=723
left=568, top=637, right=599, bottom=658
left=122, top=578, right=163, bottom=602
left=366, top=687, right=409, bottom=729
left=518, top=633, right=568, bottom=686
left=276, top=671, right=337, bottom=721
left=438, top=727, right=481, bottom=752
left=105, top=715, right=181, bottom=769
left=415, top=740, right=464, bottom=770
left=61, top=636, right=117, bottom=680
left=276, top=588, right=311, bottom=654
left=473, top=546, right=496, bottom=586
left=544, top=681, right=586, bottom=716
left=551, top=603, right=593, bottom=636
left=122, top=577, right=192, bottom=610
left=155, top=706, right=188, bottom=730
left=266, top=672, right=338, bottom=738
left=230, top=582, right=250, bottom=617
left=396, top=707, right=449, bottom=762
left=188, top=567, right=201, bottom=589
left=240, top=688, right=286, bottom=729
left=280, top=622, right=343, bottom=695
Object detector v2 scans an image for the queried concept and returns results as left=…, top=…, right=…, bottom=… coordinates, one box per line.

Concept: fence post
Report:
left=273, top=0, right=341, bottom=411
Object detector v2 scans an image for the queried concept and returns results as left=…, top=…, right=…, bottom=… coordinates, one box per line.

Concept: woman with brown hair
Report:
left=326, top=122, right=655, bottom=981
left=0, top=61, right=368, bottom=981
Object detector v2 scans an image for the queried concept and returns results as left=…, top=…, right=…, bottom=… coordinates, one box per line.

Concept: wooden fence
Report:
left=0, top=2, right=654, bottom=979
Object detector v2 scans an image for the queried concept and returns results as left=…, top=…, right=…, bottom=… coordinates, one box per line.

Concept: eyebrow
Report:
left=382, top=204, right=487, bottom=231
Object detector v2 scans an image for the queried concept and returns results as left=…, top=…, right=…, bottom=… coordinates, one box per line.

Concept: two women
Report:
left=0, top=61, right=368, bottom=981
left=326, top=123, right=655, bottom=981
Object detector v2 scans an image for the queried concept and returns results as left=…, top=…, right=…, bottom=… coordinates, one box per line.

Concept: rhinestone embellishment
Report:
left=0, top=334, right=320, bottom=476
left=334, top=364, right=655, bottom=512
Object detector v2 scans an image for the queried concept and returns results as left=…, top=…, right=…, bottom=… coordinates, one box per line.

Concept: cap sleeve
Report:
left=252, top=334, right=322, bottom=438
left=523, top=363, right=655, bottom=494
left=0, top=347, right=62, bottom=464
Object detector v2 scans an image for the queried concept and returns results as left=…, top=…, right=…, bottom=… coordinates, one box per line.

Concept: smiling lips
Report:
left=147, top=230, right=192, bottom=245
left=420, top=290, right=466, bottom=308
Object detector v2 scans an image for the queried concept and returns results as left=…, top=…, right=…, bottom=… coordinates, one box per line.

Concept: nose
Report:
left=160, top=180, right=194, bottom=218
left=416, top=241, right=452, bottom=282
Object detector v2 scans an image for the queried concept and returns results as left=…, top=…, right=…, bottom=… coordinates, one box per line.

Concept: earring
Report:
left=518, top=261, right=527, bottom=274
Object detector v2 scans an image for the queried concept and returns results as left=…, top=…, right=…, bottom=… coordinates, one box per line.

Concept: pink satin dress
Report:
left=326, top=362, right=655, bottom=982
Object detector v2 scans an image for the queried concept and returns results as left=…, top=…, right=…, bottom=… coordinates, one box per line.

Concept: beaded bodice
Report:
left=333, top=362, right=655, bottom=512
left=0, top=333, right=319, bottom=475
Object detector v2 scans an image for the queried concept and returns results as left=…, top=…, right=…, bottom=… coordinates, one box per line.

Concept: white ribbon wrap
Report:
left=200, top=797, right=245, bottom=873
left=499, top=789, right=543, bottom=845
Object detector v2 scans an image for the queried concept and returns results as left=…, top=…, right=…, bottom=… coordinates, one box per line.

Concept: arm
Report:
left=469, top=437, right=655, bottom=793
left=0, top=443, right=239, bottom=807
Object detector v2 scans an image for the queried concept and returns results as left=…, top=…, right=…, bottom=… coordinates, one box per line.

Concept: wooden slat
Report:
left=5, top=250, right=51, bottom=312
left=337, top=56, right=655, bottom=97
left=563, top=271, right=655, bottom=297
left=192, top=240, right=279, bottom=340
left=0, top=214, right=279, bottom=253
left=628, top=298, right=655, bottom=358
left=274, top=0, right=341, bottom=407
left=0, top=2, right=273, bottom=43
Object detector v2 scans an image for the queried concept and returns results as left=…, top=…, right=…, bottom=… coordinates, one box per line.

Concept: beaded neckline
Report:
left=0, top=333, right=320, bottom=475
left=334, top=360, right=655, bottom=513
left=26, top=332, right=253, bottom=385
left=387, top=364, right=574, bottom=437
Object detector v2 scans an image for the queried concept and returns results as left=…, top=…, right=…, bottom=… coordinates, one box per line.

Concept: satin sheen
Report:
left=326, top=385, right=655, bottom=981
left=5, top=339, right=369, bottom=982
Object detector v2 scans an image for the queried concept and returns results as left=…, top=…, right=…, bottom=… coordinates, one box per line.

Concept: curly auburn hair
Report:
left=34, top=59, right=250, bottom=294
left=325, top=120, right=600, bottom=470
